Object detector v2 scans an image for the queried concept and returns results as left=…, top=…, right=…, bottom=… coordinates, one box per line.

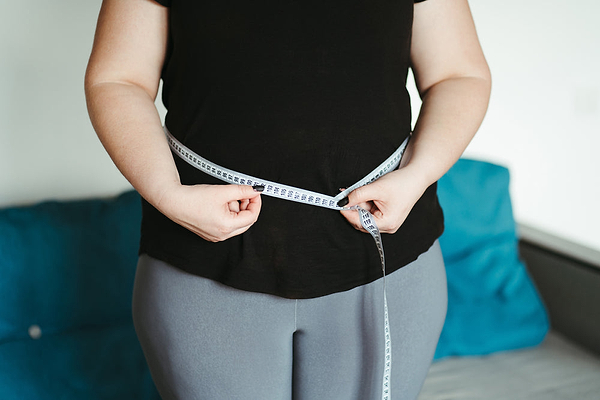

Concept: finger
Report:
left=215, top=188, right=262, bottom=236
left=222, top=184, right=264, bottom=202
left=369, top=204, right=384, bottom=219
left=239, top=198, right=250, bottom=211
left=211, top=210, right=259, bottom=241
left=340, top=209, right=367, bottom=233
left=232, top=195, right=262, bottom=226
left=344, top=183, right=378, bottom=207
left=241, top=194, right=262, bottom=216
left=228, top=200, right=240, bottom=213
left=366, top=205, right=408, bottom=234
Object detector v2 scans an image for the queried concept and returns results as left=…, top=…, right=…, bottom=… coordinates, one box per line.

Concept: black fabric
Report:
left=141, top=0, right=443, bottom=299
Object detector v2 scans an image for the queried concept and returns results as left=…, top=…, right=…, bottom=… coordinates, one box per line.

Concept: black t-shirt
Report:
left=141, top=0, right=443, bottom=299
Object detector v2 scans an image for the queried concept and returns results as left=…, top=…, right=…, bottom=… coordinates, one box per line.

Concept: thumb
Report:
left=225, top=184, right=264, bottom=201
left=345, top=183, right=376, bottom=207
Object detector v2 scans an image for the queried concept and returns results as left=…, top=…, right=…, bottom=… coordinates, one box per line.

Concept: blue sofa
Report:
left=0, top=191, right=160, bottom=399
left=0, top=160, right=549, bottom=399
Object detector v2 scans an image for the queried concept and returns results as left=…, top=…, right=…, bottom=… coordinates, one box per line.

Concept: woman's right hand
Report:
left=157, top=184, right=263, bottom=242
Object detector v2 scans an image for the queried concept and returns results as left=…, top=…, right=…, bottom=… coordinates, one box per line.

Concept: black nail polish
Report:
left=337, top=197, right=349, bottom=207
left=252, top=185, right=265, bottom=192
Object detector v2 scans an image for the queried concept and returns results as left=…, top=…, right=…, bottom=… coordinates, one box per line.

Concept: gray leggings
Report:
left=132, top=242, right=447, bottom=400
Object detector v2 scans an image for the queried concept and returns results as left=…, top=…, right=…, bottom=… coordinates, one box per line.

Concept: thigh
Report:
left=132, top=255, right=296, bottom=400
left=387, top=241, right=448, bottom=400
left=292, top=241, right=447, bottom=400
left=292, top=282, right=380, bottom=400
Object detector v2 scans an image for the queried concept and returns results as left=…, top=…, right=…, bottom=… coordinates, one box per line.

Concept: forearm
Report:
left=85, top=81, right=179, bottom=208
left=403, top=74, right=491, bottom=187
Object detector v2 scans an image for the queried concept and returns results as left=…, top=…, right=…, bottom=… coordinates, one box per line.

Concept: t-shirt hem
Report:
left=139, top=229, right=442, bottom=300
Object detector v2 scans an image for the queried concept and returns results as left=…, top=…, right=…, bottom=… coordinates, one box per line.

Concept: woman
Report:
left=85, top=0, right=490, bottom=398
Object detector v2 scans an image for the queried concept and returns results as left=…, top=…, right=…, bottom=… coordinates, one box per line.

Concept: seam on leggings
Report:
left=294, top=300, right=298, bottom=332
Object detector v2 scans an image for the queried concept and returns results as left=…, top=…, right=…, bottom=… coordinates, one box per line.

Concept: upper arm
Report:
left=85, top=0, right=169, bottom=100
left=411, top=0, right=491, bottom=97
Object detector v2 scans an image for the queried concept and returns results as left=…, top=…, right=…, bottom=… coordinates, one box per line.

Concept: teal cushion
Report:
left=0, top=324, right=159, bottom=400
left=0, top=191, right=158, bottom=398
left=0, top=191, right=141, bottom=341
left=435, top=159, right=549, bottom=359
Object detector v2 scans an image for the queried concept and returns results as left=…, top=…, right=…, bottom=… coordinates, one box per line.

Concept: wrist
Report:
left=142, top=179, right=183, bottom=213
left=397, top=162, right=437, bottom=192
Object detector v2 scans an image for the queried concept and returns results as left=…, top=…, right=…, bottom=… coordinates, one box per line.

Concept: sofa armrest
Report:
left=518, top=223, right=600, bottom=356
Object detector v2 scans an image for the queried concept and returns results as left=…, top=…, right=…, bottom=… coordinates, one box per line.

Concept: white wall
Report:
left=466, top=0, right=599, bottom=251
left=0, top=0, right=165, bottom=207
left=1, top=1, right=599, bottom=251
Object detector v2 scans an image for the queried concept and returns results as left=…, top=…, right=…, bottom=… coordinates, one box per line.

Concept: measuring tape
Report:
left=165, top=126, right=409, bottom=399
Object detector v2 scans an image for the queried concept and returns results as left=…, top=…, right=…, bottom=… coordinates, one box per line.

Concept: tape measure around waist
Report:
left=165, top=126, right=409, bottom=399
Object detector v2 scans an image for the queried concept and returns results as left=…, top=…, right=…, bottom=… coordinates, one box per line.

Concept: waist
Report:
left=167, top=129, right=411, bottom=198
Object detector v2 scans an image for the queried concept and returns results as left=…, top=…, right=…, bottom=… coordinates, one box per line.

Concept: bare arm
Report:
left=342, top=0, right=491, bottom=233
left=406, top=0, right=491, bottom=184
left=85, top=0, right=261, bottom=242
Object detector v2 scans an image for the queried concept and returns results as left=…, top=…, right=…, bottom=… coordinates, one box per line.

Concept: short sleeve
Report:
left=153, top=0, right=170, bottom=6
left=414, top=0, right=428, bottom=3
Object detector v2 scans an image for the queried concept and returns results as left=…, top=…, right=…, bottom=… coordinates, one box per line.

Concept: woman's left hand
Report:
left=340, top=165, right=429, bottom=234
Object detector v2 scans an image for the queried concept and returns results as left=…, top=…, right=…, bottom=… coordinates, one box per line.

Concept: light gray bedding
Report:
left=418, top=331, right=600, bottom=400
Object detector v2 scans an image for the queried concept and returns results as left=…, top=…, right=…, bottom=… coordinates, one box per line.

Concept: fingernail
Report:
left=252, top=185, right=265, bottom=192
left=337, top=197, right=349, bottom=207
